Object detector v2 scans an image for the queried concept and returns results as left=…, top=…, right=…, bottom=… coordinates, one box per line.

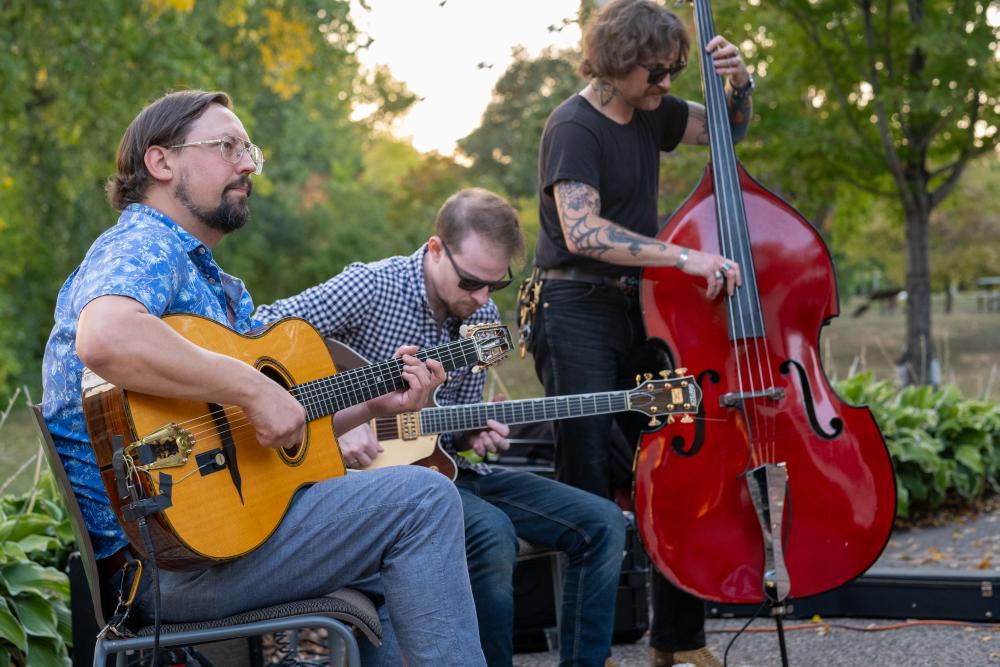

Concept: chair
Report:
left=30, top=405, right=381, bottom=667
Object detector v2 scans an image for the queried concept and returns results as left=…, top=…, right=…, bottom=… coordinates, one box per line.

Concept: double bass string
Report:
left=694, top=0, right=778, bottom=467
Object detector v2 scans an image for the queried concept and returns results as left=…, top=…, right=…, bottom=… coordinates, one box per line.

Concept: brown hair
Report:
left=106, top=90, right=232, bottom=211
left=579, top=0, right=690, bottom=81
left=435, top=188, right=525, bottom=264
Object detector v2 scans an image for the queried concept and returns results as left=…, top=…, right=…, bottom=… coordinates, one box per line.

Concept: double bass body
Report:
left=636, top=160, right=897, bottom=603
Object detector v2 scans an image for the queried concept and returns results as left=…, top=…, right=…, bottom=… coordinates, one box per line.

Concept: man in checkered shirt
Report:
left=256, top=188, right=627, bottom=667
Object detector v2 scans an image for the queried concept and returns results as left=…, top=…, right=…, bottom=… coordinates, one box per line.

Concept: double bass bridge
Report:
left=719, top=386, right=785, bottom=408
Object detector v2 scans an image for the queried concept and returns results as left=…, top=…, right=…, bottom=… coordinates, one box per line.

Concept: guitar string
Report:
left=698, top=0, right=776, bottom=468
left=132, top=380, right=704, bottom=472
left=150, top=338, right=482, bottom=437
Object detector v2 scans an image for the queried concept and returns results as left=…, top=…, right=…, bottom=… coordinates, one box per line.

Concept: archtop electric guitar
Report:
left=360, top=371, right=703, bottom=479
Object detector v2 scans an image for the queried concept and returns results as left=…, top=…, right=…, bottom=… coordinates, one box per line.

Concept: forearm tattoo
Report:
left=689, top=106, right=710, bottom=145
left=555, top=182, right=667, bottom=259
left=728, top=92, right=752, bottom=143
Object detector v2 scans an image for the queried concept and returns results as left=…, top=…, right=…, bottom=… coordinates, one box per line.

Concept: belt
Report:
left=537, top=267, right=639, bottom=295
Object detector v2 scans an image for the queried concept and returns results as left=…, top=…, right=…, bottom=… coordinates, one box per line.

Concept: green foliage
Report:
left=459, top=46, right=584, bottom=201
left=0, top=472, right=74, bottom=666
left=837, top=373, right=1000, bottom=517
left=0, top=0, right=443, bottom=401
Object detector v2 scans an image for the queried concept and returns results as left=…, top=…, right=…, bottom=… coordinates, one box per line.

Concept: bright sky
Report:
left=349, top=0, right=582, bottom=155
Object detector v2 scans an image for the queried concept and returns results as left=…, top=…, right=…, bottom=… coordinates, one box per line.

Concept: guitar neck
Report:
left=406, top=391, right=634, bottom=437
left=293, top=339, right=480, bottom=422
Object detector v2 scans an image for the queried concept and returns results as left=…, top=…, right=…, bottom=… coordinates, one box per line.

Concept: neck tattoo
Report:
left=593, top=79, right=618, bottom=107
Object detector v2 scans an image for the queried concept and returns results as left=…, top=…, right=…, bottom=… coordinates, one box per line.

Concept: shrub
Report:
left=837, top=373, right=1000, bottom=517
left=0, top=471, right=73, bottom=666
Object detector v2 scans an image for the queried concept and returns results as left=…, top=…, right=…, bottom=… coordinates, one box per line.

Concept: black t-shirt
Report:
left=535, top=93, right=689, bottom=278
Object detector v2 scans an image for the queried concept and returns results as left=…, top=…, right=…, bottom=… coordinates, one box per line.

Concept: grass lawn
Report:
left=2, top=292, right=996, bottom=497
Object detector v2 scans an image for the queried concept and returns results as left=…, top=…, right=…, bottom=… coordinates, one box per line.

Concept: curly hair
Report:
left=436, top=188, right=525, bottom=264
left=580, top=0, right=690, bottom=81
left=106, top=90, right=232, bottom=211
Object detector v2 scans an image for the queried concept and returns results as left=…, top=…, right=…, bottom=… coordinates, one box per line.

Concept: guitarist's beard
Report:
left=175, top=175, right=251, bottom=233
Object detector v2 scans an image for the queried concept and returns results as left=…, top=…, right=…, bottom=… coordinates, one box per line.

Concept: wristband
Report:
left=677, top=247, right=690, bottom=270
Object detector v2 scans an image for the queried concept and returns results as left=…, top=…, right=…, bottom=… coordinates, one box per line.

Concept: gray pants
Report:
left=130, top=465, right=485, bottom=666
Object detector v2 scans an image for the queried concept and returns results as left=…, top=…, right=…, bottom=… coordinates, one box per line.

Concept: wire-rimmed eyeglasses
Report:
left=168, top=135, right=265, bottom=175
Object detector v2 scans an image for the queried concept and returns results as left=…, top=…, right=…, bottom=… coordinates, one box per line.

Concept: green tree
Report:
left=0, top=0, right=426, bottom=399
left=459, top=46, right=584, bottom=201
left=733, top=0, right=1000, bottom=384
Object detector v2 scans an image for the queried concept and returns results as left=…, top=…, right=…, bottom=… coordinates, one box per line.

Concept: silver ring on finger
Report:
left=722, top=261, right=733, bottom=272
left=714, top=270, right=724, bottom=279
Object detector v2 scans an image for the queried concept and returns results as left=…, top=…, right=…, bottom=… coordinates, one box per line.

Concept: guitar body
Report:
left=84, top=314, right=345, bottom=570
left=362, top=433, right=458, bottom=480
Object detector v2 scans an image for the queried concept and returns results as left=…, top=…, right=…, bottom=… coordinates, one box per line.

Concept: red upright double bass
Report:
left=635, top=0, right=897, bottom=604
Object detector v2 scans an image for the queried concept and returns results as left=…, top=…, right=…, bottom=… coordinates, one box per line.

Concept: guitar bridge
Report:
left=127, top=423, right=195, bottom=471
left=397, top=412, right=420, bottom=440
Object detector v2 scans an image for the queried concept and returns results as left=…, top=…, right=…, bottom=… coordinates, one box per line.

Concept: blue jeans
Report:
left=455, top=467, right=626, bottom=667
left=531, top=279, right=707, bottom=652
left=129, top=465, right=485, bottom=666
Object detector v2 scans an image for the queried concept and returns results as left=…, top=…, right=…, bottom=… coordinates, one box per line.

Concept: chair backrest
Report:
left=30, top=404, right=108, bottom=627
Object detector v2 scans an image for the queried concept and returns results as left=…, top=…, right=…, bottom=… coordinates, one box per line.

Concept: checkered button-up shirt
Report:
left=254, top=244, right=499, bottom=474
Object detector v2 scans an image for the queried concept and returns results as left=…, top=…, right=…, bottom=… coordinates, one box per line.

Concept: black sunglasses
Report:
left=440, top=241, right=513, bottom=293
left=640, top=59, right=687, bottom=86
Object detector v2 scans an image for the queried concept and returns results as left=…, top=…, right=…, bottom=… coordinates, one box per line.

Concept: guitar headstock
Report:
left=459, top=323, right=513, bottom=373
left=627, top=368, right=703, bottom=428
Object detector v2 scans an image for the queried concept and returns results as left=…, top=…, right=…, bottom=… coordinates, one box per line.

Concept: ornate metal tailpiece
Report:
left=126, top=423, right=195, bottom=471
left=747, top=462, right=791, bottom=603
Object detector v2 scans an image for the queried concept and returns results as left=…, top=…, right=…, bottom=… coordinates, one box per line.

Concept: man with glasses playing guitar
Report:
left=256, top=188, right=628, bottom=667
left=42, top=90, right=489, bottom=665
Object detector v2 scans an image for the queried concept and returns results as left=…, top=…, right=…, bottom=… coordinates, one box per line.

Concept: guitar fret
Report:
left=291, top=334, right=501, bottom=422
left=419, top=391, right=637, bottom=433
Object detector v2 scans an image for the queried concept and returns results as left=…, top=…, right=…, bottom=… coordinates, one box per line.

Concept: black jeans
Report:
left=531, top=278, right=707, bottom=652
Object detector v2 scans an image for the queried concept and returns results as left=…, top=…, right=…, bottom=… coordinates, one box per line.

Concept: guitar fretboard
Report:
left=292, top=339, right=481, bottom=422
left=418, top=391, right=632, bottom=434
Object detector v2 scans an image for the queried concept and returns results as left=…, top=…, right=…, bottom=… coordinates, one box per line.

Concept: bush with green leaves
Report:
left=0, top=471, right=73, bottom=666
left=837, top=373, right=1000, bottom=517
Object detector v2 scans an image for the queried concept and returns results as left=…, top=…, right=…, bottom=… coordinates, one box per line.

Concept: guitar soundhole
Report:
left=259, top=362, right=306, bottom=461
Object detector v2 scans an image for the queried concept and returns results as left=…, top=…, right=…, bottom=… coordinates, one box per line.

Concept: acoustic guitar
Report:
left=82, top=314, right=512, bottom=570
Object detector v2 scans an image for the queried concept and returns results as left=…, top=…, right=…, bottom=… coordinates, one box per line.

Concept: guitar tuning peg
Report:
left=681, top=415, right=693, bottom=424
left=674, top=367, right=688, bottom=376
left=635, top=374, right=642, bottom=384
left=643, top=372, right=653, bottom=381
left=459, top=324, right=468, bottom=338
left=658, top=370, right=669, bottom=379
left=648, top=417, right=661, bottom=428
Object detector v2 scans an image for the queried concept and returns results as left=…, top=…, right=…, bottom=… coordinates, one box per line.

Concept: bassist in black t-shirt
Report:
left=527, top=1, right=755, bottom=665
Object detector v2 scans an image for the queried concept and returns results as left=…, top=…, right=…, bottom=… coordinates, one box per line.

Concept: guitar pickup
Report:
left=196, top=449, right=228, bottom=476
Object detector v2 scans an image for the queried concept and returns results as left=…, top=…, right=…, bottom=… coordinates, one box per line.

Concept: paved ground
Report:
left=513, top=499, right=1000, bottom=667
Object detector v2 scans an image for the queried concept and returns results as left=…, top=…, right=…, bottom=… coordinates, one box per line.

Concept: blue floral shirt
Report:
left=41, top=204, right=257, bottom=559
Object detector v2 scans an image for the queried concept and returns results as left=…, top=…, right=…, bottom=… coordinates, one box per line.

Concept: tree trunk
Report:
left=899, top=184, right=936, bottom=386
